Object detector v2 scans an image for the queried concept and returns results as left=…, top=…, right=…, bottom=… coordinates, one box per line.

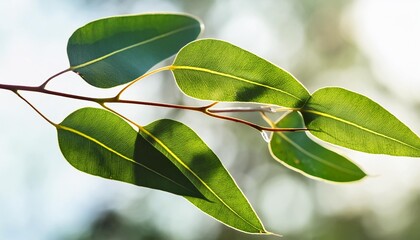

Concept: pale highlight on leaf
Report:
left=302, top=87, right=420, bottom=156
left=67, top=13, right=202, bottom=88
left=172, top=39, right=310, bottom=108
left=270, top=111, right=366, bottom=182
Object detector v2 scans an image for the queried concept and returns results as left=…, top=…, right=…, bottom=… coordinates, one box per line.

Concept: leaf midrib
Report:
left=171, top=65, right=303, bottom=102
left=276, top=131, right=360, bottom=175
left=138, top=126, right=265, bottom=233
left=57, top=124, right=198, bottom=194
left=303, top=109, right=420, bottom=152
left=70, top=24, right=199, bottom=70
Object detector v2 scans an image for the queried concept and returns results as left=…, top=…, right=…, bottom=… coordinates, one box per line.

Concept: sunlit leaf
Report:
left=302, top=87, right=420, bottom=156
left=172, top=39, right=310, bottom=108
left=57, top=108, right=267, bottom=234
left=57, top=107, right=205, bottom=199
left=140, top=119, right=268, bottom=234
left=270, top=111, right=366, bottom=182
left=67, top=13, right=202, bottom=88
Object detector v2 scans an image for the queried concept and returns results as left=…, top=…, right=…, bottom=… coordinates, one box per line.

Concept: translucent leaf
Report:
left=172, top=39, right=310, bottom=108
left=270, top=111, right=366, bottom=182
left=302, top=87, right=420, bottom=156
left=57, top=107, right=204, bottom=199
left=67, top=13, right=202, bottom=88
left=141, top=119, right=268, bottom=234
left=57, top=108, right=267, bottom=234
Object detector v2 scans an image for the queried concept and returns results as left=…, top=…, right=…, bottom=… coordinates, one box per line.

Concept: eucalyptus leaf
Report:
left=302, top=87, right=420, bottom=156
left=141, top=119, right=268, bottom=234
left=67, top=13, right=202, bottom=88
left=57, top=107, right=205, bottom=199
left=172, top=39, right=310, bottom=108
left=270, top=111, right=366, bottom=182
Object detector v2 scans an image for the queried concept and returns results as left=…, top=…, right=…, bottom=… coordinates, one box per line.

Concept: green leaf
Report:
left=57, top=107, right=205, bottom=199
left=171, top=39, right=310, bottom=108
left=140, top=119, right=268, bottom=234
left=270, top=111, right=366, bottom=182
left=67, top=13, right=202, bottom=88
left=301, top=87, right=420, bottom=156
left=57, top=108, right=267, bottom=234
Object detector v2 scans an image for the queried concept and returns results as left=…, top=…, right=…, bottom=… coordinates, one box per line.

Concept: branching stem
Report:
left=0, top=68, right=306, bottom=133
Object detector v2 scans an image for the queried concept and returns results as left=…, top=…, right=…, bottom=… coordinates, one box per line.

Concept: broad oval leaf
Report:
left=57, top=107, right=205, bottom=199
left=302, top=87, right=420, bottom=156
left=270, top=111, right=366, bottom=182
left=67, top=13, right=202, bottom=88
left=140, top=119, right=268, bottom=234
left=171, top=39, right=310, bottom=108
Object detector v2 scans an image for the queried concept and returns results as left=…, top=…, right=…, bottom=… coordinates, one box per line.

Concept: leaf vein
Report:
left=71, top=24, right=199, bottom=70
left=138, top=126, right=264, bottom=232
left=171, top=65, right=303, bottom=102
left=276, top=132, right=358, bottom=175
left=303, top=109, right=420, bottom=151
left=57, top=125, right=196, bottom=193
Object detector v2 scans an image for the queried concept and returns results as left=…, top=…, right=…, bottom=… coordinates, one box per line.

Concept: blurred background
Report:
left=1, top=0, right=420, bottom=239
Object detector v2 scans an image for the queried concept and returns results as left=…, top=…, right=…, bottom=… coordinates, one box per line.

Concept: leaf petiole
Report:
left=13, top=91, right=58, bottom=127
left=116, top=65, right=173, bottom=99
left=39, top=68, right=72, bottom=89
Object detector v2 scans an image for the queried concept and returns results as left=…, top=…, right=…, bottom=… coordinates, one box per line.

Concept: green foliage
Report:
left=58, top=107, right=266, bottom=233
left=67, top=13, right=202, bottom=88
left=2, top=12, right=420, bottom=236
left=141, top=119, right=267, bottom=233
left=302, top=87, right=420, bottom=156
left=270, top=111, right=366, bottom=182
left=172, top=39, right=310, bottom=108
left=57, top=107, right=204, bottom=198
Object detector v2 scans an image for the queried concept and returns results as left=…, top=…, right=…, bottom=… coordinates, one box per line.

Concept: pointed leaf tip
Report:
left=141, top=119, right=267, bottom=233
left=302, top=87, right=420, bottom=157
left=57, top=108, right=267, bottom=234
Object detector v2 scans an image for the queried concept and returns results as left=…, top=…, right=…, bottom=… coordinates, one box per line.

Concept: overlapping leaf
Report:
left=140, top=120, right=268, bottom=234
left=67, top=13, right=202, bottom=88
left=171, top=39, right=310, bottom=108
left=57, top=107, right=204, bottom=198
left=57, top=107, right=267, bottom=234
left=302, top=87, right=420, bottom=156
left=270, top=111, right=366, bottom=182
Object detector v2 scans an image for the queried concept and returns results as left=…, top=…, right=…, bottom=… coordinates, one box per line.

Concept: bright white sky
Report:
left=351, top=0, right=420, bottom=102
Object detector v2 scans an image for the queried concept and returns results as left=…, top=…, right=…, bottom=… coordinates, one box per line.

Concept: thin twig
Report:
left=13, top=90, right=58, bottom=127
left=39, top=68, right=72, bottom=89
left=1, top=68, right=307, bottom=133
left=209, top=106, right=275, bottom=113
left=260, top=112, right=277, bottom=128
left=116, top=66, right=172, bottom=99
left=204, top=109, right=306, bottom=132
left=100, top=103, right=143, bottom=130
